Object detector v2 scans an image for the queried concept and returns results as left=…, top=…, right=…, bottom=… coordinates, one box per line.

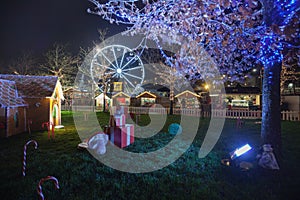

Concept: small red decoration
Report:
left=42, top=121, right=55, bottom=139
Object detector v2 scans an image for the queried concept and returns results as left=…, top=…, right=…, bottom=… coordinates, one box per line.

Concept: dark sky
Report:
left=0, top=0, right=126, bottom=66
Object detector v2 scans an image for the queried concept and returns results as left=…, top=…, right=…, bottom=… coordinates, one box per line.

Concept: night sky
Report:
left=0, top=0, right=126, bottom=67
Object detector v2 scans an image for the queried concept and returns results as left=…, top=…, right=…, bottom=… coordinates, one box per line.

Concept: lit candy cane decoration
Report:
left=37, top=176, right=60, bottom=200
left=42, top=122, right=55, bottom=139
left=22, top=140, right=38, bottom=176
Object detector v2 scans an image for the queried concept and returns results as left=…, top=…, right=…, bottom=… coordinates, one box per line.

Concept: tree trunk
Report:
left=103, top=95, right=106, bottom=112
left=169, top=85, right=174, bottom=115
left=103, top=86, right=107, bottom=112
left=169, top=100, right=173, bottom=115
left=261, top=61, right=282, bottom=151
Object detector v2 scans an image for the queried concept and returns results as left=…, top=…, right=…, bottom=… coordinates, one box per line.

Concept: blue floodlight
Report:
left=230, top=144, right=252, bottom=160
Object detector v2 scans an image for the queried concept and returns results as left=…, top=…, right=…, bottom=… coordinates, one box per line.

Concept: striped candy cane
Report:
left=37, top=176, right=60, bottom=200
left=22, top=140, right=38, bottom=176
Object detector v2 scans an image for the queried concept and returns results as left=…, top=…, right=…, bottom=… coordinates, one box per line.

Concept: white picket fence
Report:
left=128, top=107, right=300, bottom=121
left=281, top=111, right=300, bottom=121
left=129, top=107, right=263, bottom=119
left=62, top=105, right=300, bottom=121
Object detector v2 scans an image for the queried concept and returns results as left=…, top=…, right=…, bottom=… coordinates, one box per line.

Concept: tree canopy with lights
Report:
left=88, top=0, right=300, bottom=150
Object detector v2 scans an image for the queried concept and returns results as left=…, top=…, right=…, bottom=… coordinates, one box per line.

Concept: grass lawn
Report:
left=0, top=111, right=299, bottom=200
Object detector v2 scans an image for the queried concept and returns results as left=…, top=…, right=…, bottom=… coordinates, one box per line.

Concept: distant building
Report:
left=225, top=84, right=261, bottom=109
left=135, top=91, right=157, bottom=107
left=111, top=92, right=130, bottom=106
left=95, top=93, right=111, bottom=111
left=63, top=87, right=90, bottom=108
left=174, top=90, right=200, bottom=108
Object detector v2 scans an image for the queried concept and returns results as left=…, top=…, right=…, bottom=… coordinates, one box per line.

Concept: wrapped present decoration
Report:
left=114, top=114, right=126, bottom=126
left=110, top=124, right=134, bottom=148
left=116, top=106, right=129, bottom=115
left=111, top=106, right=129, bottom=116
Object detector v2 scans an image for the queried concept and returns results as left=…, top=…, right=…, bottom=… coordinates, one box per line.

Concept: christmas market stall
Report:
left=174, top=90, right=201, bottom=108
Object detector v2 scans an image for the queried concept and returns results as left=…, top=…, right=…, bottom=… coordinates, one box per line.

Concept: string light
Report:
left=87, top=0, right=299, bottom=82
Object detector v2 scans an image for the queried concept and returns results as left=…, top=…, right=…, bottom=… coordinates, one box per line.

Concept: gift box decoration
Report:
left=112, top=106, right=129, bottom=116
left=110, top=124, right=134, bottom=148
left=103, top=125, right=111, bottom=134
left=114, top=114, right=126, bottom=126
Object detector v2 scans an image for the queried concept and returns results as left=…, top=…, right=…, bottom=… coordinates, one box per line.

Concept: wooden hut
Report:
left=95, top=93, right=111, bottom=110
left=135, top=91, right=157, bottom=107
left=0, top=75, right=64, bottom=131
left=111, top=92, right=130, bottom=106
left=174, top=90, right=200, bottom=108
left=0, top=79, right=28, bottom=137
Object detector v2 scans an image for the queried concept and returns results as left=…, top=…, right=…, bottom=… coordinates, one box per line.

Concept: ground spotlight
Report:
left=221, top=144, right=253, bottom=170
left=230, top=144, right=252, bottom=160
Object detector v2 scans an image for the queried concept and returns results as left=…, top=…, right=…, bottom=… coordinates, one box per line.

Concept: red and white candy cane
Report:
left=37, top=176, right=60, bottom=200
left=22, top=140, right=38, bottom=176
left=42, top=122, right=55, bottom=139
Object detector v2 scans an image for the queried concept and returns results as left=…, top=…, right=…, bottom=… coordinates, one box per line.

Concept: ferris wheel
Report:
left=90, top=44, right=145, bottom=94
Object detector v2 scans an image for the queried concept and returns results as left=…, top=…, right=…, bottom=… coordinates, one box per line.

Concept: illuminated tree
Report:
left=152, top=62, right=189, bottom=114
left=281, top=54, right=300, bottom=95
left=88, top=0, right=300, bottom=150
left=40, top=43, right=79, bottom=87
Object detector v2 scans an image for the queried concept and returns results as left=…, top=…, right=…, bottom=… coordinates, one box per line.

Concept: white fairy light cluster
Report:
left=88, top=0, right=299, bottom=82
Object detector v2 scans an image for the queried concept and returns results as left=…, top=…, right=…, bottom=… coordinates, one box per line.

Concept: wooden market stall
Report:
left=174, top=90, right=201, bottom=108
left=111, top=92, right=131, bottom=106
left=135, top=91, right=157, bottom=107
left=95, top=93, right=111, bottom=110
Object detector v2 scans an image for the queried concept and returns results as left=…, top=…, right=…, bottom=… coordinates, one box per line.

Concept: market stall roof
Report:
left=95, top=93, right=111, bottom=100
left=112, top=92, right=131, bottom=98
left=175, top=90, right=200, bottom=98
left=136, top=91, right=157, bottom=98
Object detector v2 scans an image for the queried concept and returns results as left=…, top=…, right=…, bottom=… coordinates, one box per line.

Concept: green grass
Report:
left=0, top=111, right=299, bottom=200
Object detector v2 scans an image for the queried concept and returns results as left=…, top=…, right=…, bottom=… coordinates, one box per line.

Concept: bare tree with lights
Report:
left=88, top=0, right=300, bottom=151
left=40, top=43, right=79, bottom=87
left=150, top=61, right=193, bottom=114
